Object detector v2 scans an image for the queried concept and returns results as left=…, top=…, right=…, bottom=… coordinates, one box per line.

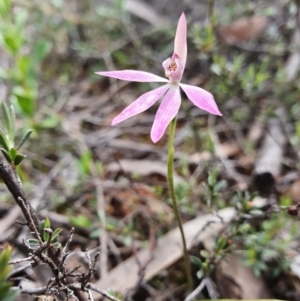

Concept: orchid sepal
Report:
left=112, top=84, right=170, bottom=126
left=95, top=70, right=169, bottom=83
left=174, top=13, right=187, bottom=69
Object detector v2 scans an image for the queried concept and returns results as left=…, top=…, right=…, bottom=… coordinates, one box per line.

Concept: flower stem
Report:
left=167, top=117, right=193, bottom=291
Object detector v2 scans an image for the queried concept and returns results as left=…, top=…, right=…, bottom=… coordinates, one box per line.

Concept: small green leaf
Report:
left=0, top=247, right=12, bottom=277
left=44, top=228, right=52, bottom=242
left=17, top=129, right=32, bottom=150
left=35, top=116, right=59, bottom=129
left=14, top=8, right=27, bottom=32
left=33, top=40, right=52, bottom=62
left=1, top=288, right=19, bottom=301
left=249, top=209, right=263, bottom=216
left=51, top=228, right=62, bottom=242
left=200, top=250, right=210, bottom=258
left=190, top=255, right=202, bottom=267
left=196, top=270, right=204, bottom=279
left=52, top=242, right=61, bottom=249
left=13, top=153, right=26, bottom=166
left=12, top=87, right=36, bottom=117
left=69, top=215, right=93, bottom=228
left=1, top=149, right=11, bottom=163
left=27, top=239, right=40, bottom=248
left=2, top=33, right=22, bottom=54
left=8, top=106, right=15, bottom=141
left=208, top=169, right=217, bottom=188
left=43, top=217, right=51, bottom=242
left=216, top=237, right=228, bottom=250
left=9, top=148, right=17, bottom=161
left=16, top=56, right=30, bottom=75
left=0, top=282, right=11, bottom=296
left=76, top=150, right=92, bottom=176
left=1, top=103, right=12, bottom=143
left=0, top=0, right=11, bottom=19
left=0, top=130, right=9, bottom=151
left=39, top=220, right=45, bottom=237
left=44, top=217, right=50, bottom=228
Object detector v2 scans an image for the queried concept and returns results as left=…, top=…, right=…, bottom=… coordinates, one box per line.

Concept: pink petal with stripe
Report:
left=174, top=13, right=187, bottom=69
left=96, top=70, right=168, bottom=83
left=151, top=85, right=181, bottom=143
left=180, top=84, right=222, bottom=116
left=112, top=84, right=170, bottom=125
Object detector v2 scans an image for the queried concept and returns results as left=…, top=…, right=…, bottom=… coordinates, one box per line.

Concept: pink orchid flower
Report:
left=96, top=13, right=222, bottom=143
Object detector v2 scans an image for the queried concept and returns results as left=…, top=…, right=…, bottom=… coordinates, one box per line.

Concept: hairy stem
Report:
left=167, top=117, right=193, bottom=291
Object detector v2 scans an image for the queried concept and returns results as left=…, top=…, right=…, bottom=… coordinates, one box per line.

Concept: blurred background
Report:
left=1, top=0, right=300, bottom=300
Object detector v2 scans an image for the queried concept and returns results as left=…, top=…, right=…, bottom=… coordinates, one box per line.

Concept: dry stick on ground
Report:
left=93, top=169, right=108, bottom=279
left=123, top=230, right=156, bottom=300
left=184, top=278, right=209, bottom=301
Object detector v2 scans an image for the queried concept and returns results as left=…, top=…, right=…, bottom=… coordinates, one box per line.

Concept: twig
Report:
left=123, top=236, right=154, bottom=300
left=184, top=277, right=219, bottom=301
left=94, top=175, right=108, bottom=278
left=0, top=151, right=40, bottom=230
left=9, top=257, right=32, bottom=264
left=85, top=283, right=121, bottom=301
left=19, top=282, right=121, bottom=301
left=184, top=278, right=207, bottom=301
left=60, top=227, right=75, bottom=268
left=7, top=262, right=32, bottom=278
left=87, top=290, right=94, bottom=301
left=18, top=197, right=43, bottom=245
left=205, top=277, right=219, bottom=299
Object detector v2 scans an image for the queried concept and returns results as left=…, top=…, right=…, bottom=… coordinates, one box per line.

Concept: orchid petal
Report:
left=162, top=56, right=184, bottom=83
left=112, top=84, right=170, bottom=125
left=162, top=58, right=170, bottom=72
left=180, top=83, right=222, bottom=116
left=95, top=70, right=168, bottom=83
left=174, top=13, right=187, bottom=69
left=151, top=85, right=181, bottom=143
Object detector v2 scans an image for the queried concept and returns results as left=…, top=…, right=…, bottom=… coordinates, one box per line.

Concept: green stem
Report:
left=167, top=117, right=193, bottom=291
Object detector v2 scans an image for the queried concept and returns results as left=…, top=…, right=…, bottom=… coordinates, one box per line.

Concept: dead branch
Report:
left=19, top=282, right=122, bottom=301
left=0, top=151, right=40, bottom=230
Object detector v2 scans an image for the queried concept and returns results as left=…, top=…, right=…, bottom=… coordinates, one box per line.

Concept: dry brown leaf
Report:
left=107, top=159, right=184, bottom=186
left=189, top=151, right=212, bottom=164
left=219, top=15, right=269, bottom=45
left=93, top=207, right=235, bottom=295
left=134, top=184, right=173, bottom=216
left=237, top=155, right=253, bottom=172
left=216, top=142, right=241, bottom=158
left=285, top=29, right=300, bottom=81
left=289, top=179, right=300, bottom=203
left=247, top=119, right=264, bottom=144
left=0, top=205, right=21, bottom=237
left=107, top=184, right=172, bottom=218
left=125, top=0, right=168, bottom=27
left=254, top=118, right=286, bottom=178
left=216, top=254, right=272, bottom=299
